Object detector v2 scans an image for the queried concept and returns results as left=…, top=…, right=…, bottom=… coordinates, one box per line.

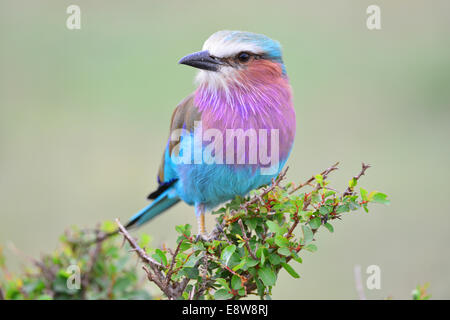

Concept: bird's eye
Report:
left=237, top=52, right=251, bottom=63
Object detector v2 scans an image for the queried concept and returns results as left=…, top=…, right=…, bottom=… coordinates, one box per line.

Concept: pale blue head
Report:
left=202, top=30, right=284, bottom=65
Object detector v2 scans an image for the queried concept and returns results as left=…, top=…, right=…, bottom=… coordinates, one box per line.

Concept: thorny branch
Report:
left=238, top=219, right=257, bottom=260
left=286, top=162, right=341, bottom=238
left=285, top=162, right=371, bottom=264
left=115, top=219, right=189, bottom=300
left=343, top=162, right=371, bottom=197
left=289, top=162, right=339, bottom=194
left=114, top=162, right=374, bottom=300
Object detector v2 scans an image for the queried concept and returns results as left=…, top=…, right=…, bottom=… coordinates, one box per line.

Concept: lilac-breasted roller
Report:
left=125, top=31, right=296, bottom=239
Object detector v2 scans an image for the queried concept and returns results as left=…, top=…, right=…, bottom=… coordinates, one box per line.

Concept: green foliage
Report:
left=412, top=283, right=431, bottom=300
left=0, top=163, right=396, bottom=300
left=123, top=163, right=391, bottom=300
left=0, top=226, right=152, bottom=300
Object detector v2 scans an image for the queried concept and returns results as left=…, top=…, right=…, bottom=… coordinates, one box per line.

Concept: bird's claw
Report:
left=195, top=230, right=221, bottom=242
left=195, top=233, right=211, bottom=242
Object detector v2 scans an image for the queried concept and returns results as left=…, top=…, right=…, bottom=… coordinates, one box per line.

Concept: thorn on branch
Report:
left=289, top=162, right=339, bottom=194
left=115, top=219, right=189, bottom=300
left=115, top=219, right=164, bottom=269
left=112, top=161, right=378, bottom=300
left=238, top=219, right=257, bottom=260
left=343, top=162, right=371, bottom=197
left=165, top=239, right=183, bottom=287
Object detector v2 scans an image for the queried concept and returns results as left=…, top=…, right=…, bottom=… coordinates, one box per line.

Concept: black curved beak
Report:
left=178, top=50, right=223, bottom=72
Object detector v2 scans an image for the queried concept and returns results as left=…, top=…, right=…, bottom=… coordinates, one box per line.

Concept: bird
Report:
left=124, top=30, right=296, bottom=240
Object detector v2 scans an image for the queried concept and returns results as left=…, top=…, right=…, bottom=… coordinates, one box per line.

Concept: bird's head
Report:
left=179, top=30, right=286, bottom=90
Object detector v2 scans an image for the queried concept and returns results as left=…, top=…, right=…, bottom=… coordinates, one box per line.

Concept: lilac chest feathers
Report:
left=193, top=75, right=296, bottom=162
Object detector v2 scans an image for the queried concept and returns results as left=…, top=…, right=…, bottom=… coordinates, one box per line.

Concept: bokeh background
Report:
left=1, top=0, right=449, bottom=299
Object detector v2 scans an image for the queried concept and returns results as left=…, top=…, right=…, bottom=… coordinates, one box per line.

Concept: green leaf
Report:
left=138, top=234, right=151, bottom=248
left=268, top=254, right=281, bottom=265
left=214, top=289, right=234, bottom=300
left=319, top=205, right=333, bottom=215
left=315, top=174, right=324, bottom=186
left=360, top=188, right=368, bottom=201
left=183, top=267, right=199, bottom=279
left=302, top=225, right=314, bottom=244
left=256, top=279, right=265, bottom=299
left=175, top=224, right=191, bottom=236
left=245, top=218, right=258, bottom=230
left=369, top=192, right=390, bottom=205
left=101, top=220, right=116, bottom=233
left=323, top=223, right=334, bottom=233
left=336, top=204, right=350, bottom=213
left=256, top=247, right=268, bottom=265
left=154, top=249, right=167, bottom=266
left=246, top=258, right=259, bottom=267
left=348, top=199, right=360, bottom=210
left=277, top=247, right=291, bottom=256
left=257, top=266, right=277, bottom=287
left=193, top=242, right=205, bottom=251
left=220, top=245, right=236, bottom=266
left=232, top=260, right=246, bottom=272
left=178, top=239, right=192, bottom=252
left=281, top=262, right=300, bottom=278
left=290, top=252, right=303, bottom=263
left=412, top=288, right=420, bottom=300
left=323, top=189, right=336, bottom=198
left=184, top=253, right=202, bottom=267
left=309, top=217, right=321, bottom=230
left=266, top=221, right=281, bottom=234
left=349, top=177, right=357, bottom=188
left=216, top=278, right=230, bottom=291
left=274, top=235, right=289, bottom=247
left=310, top=192, right=321, bottom=204
left=305, top=244, right=317, bottom=252
left=175, top=225, right=184, bottom=234
left=231, top=275, right=242, bottom=290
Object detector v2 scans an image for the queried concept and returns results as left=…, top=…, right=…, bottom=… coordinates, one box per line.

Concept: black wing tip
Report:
left=147, top=191, right=158, bottom=200
left=147, top=179, right=178, bottom=200
left=124, top=219, right=137, bottom=229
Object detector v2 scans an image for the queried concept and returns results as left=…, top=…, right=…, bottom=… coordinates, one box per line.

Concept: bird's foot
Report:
left=195, top=233, right=212, bottom=242
left=208, top=224, right=223, bottom=241
left=195, top=229, right=222, bottom=242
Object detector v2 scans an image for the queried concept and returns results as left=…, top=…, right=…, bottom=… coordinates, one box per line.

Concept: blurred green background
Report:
left=1, top=0, right=449, bottom=299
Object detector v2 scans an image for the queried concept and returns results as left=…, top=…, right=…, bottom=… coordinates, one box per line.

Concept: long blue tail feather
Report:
left=125, top=188, right=180, bottom=229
